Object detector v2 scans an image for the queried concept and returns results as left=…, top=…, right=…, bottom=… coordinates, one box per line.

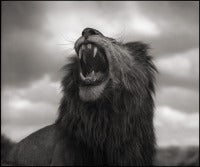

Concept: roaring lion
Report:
left=4, top=28, right=157, bottom=166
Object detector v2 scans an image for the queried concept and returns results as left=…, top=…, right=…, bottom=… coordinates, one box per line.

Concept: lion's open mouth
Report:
left=77, top=42, right=109, bottom=86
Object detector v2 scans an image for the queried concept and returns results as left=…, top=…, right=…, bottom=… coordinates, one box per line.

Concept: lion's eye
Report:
left=109, top=38, right=117, bottom=43
left=112, top=40, right=117, bottom=44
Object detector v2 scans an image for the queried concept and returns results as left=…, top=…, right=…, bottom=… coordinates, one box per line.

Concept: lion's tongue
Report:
left=80, top=70, right=104, bottom=84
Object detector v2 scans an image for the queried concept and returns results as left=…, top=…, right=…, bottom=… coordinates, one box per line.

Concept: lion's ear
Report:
left=124, top=42, right=149, bottom=56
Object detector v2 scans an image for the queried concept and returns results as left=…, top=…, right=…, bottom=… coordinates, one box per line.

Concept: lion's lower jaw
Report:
left=79, top=79, right=109, bottom=101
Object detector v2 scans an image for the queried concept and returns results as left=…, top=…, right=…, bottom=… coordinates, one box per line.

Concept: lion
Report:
left=4, top=28, right=157, bottom=166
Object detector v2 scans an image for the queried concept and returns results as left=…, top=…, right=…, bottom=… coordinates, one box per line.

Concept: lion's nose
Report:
left=82, top=28, right=103, bottom=39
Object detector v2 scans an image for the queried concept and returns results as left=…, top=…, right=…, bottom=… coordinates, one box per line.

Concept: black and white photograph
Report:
left=1, top=1, right=199, bottom=166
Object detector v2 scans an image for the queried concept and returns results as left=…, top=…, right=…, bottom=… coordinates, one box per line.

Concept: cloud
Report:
left=1, top=124, right=46, bottom=143
left=1, top=27, right=66, bottom=88
left=3, top=75, right=61, bottom=105
left=2, top=1, right=199, bottom=88
left=156, top=55, right=191, bottom=78
left=1, top=2, right=69, bottom=88
left=131, top=15, right=161, bottom=36
left=155, top=106, right=199, bottom=146
left=155, top=86, right=199, bottom=113
left=155, top=48, right=199, bottom=78
left=155, top=106, right=199, bottom=127
left=1, top=75, right=60, bottom=128
left=126, top=1, right=199, bottom=56
left=155, top=48, right=199, bottom=91
left=2, top=2, right=45, bottom=32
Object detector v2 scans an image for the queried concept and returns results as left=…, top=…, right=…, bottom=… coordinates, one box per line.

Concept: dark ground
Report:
left=154, top=146, right=199, bottom=166
left=1, top=135, right=199, bottom=166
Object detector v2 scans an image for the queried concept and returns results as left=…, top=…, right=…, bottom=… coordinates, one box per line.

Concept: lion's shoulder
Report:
left=7, top=124, right=59, bottom=166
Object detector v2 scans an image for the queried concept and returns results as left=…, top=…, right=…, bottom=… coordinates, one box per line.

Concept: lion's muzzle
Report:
left=76, top=28, right=109, bottom=87
left=75, top=28, right=110, bottom=101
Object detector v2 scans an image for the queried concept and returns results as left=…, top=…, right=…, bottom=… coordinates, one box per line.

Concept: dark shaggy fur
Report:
left=4, top=28, right=157, bottom=166
left=1, top=135, right=15, bottom=165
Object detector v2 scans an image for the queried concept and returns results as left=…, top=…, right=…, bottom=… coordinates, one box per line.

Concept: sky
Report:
left=1, top=1, right=199, bottom=147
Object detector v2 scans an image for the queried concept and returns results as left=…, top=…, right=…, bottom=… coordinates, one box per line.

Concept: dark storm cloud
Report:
left=125, top=1, right=199, bottom=57
left=2, top=1, right=65, bottom=88
left=155, top=87, right=199, bottom=113
left=157, top=72, right=199, bottom=91
left=1, top=1, right=199, bottom=89
left=1, top=1, right=199, bottom=114
left=2, top=1, right=45, bottom=33
left=2, top=101, right=57, bottom=127
left=1, top=31, right=64, bottom=88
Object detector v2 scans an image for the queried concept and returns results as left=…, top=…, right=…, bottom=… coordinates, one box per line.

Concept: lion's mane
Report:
left=56, top=41, right=157, bottom=165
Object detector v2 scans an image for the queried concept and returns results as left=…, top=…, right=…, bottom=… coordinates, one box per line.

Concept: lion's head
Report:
left=57, top=28, right=157, bottom=152
left=71, top=28, right=156, bottom=102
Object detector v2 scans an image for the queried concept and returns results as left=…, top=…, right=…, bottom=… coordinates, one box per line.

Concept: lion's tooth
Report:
left=82, top=45, right=85, bottom=50
left=87, top=44, right=91, bottom=49
left=87, top=71, right=92, bottom=78
left=78, top=49, right=82, bottom=59
left=91, top=70, right=95, bottom=78
left=96, top=72, right=103, bottom=80
left=85, top=71, right=94, bottom=79
left=80, top=72, right=85, bottom=80
left=93, top=47, right=97, bottom=58
left=83, top=54, right=86, bottom=63
left=91, top=70, right=96, bottom=81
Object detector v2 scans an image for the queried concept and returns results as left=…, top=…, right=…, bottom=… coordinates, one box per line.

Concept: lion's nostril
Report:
left=82, top=28, right=103, bottom=39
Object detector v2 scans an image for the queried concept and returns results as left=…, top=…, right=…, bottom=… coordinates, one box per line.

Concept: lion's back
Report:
left=6, top=124, right=58, bottom=166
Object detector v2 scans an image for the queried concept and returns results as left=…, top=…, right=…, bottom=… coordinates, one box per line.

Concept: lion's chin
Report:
left=79, top=79, right=108, bottom=101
